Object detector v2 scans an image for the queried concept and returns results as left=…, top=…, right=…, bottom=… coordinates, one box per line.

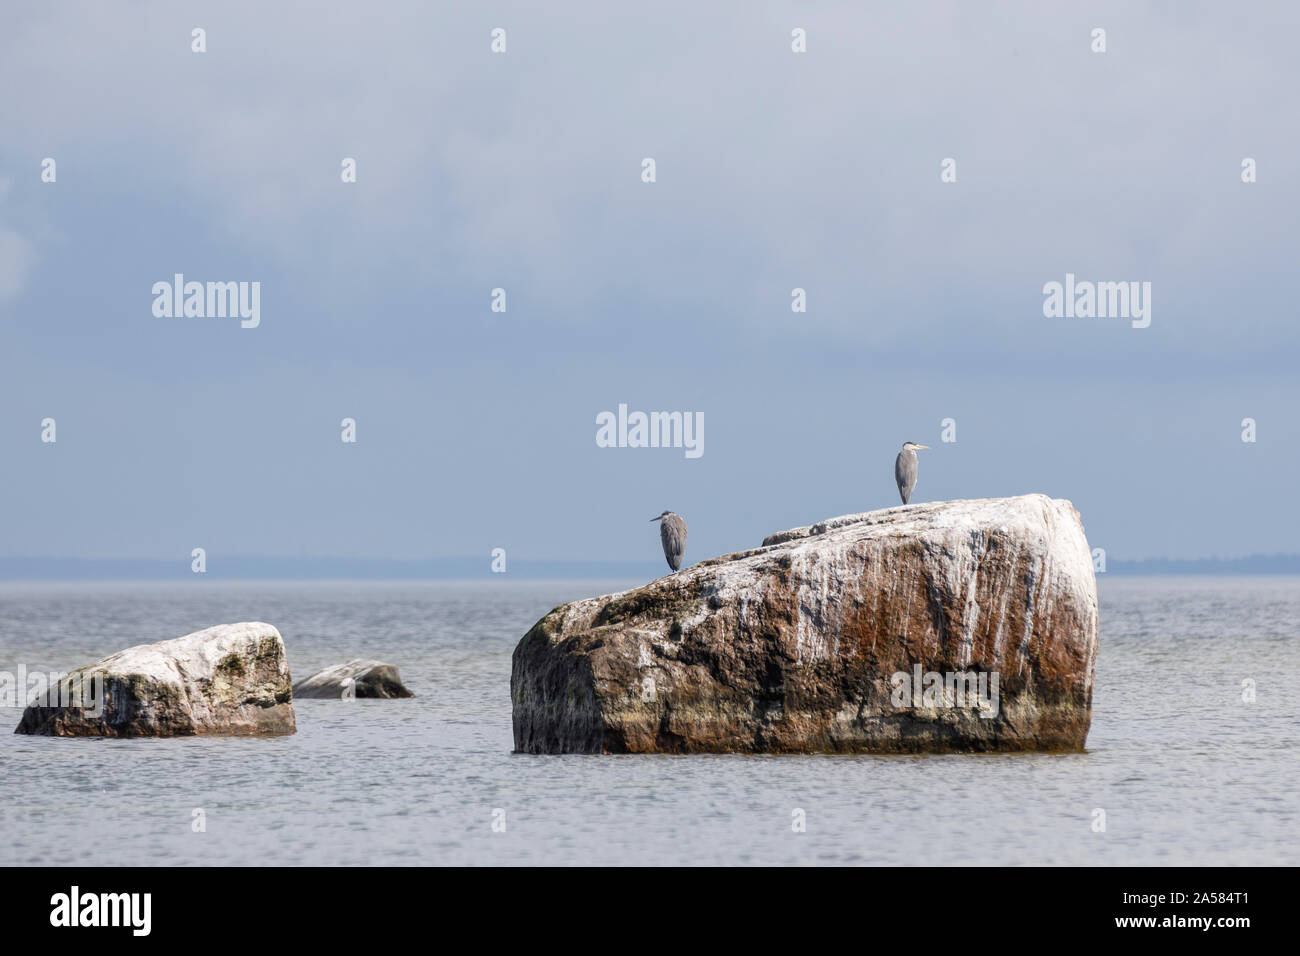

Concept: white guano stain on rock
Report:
left=16, top=621, right=296, bottom=737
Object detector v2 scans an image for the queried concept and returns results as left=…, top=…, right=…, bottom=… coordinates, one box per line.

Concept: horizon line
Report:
left=2, top=553, right=1300, bottom=582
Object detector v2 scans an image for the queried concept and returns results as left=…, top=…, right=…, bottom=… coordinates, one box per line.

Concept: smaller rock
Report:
left=14, top=622, right=295, bottom=737
left=292, top=660, right=414, bottom=699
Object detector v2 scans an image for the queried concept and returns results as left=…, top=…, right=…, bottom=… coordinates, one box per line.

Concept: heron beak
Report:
left=650, top=516, right=661, bottom=522
left=916, top=444, right=931, bottom=450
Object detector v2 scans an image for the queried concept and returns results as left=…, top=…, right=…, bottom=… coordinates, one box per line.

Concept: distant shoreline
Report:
left=1, top=555, right=1299, bottom=581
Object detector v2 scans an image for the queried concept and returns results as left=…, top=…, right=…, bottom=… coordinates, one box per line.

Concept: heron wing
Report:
left=660, top=515, right=687, bottom=571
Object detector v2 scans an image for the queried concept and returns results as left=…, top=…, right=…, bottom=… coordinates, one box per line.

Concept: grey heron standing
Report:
left=894, top=442, right=930, bottom=504
left=651, top=511, right=687, bottom=571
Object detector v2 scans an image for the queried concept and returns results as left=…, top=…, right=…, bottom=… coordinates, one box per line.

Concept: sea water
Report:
left=0, top=577, right=1295, bottom=865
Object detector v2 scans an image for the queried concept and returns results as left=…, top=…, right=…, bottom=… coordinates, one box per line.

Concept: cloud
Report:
left=0, top=174, right=35, bottom=300
left=3, top=2, right=1296, bottom=355
left=0, top=231, right=34, bottom=299
left=0, top=1, right=1298, bottom=561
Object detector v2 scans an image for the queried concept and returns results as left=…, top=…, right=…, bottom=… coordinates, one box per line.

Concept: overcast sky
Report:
left=1, top=1, right=1297, bottom=569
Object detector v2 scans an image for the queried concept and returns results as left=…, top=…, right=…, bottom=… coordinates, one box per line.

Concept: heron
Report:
left=894, top=441, right=930, bottom=504
left=651, top=511, right=687, bottom=571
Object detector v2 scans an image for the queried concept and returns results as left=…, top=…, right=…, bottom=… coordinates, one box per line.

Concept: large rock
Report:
left=292, top=660, right=414, bottom=699
left=512, top=495, right=1099, bottom=754
left=15, top=622, right=296, bottom=737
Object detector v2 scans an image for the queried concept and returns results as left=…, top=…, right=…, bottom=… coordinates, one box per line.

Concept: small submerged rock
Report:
left=292, top=660, right=414, bottom=699
left=15, top=622, right=295, bottom=737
